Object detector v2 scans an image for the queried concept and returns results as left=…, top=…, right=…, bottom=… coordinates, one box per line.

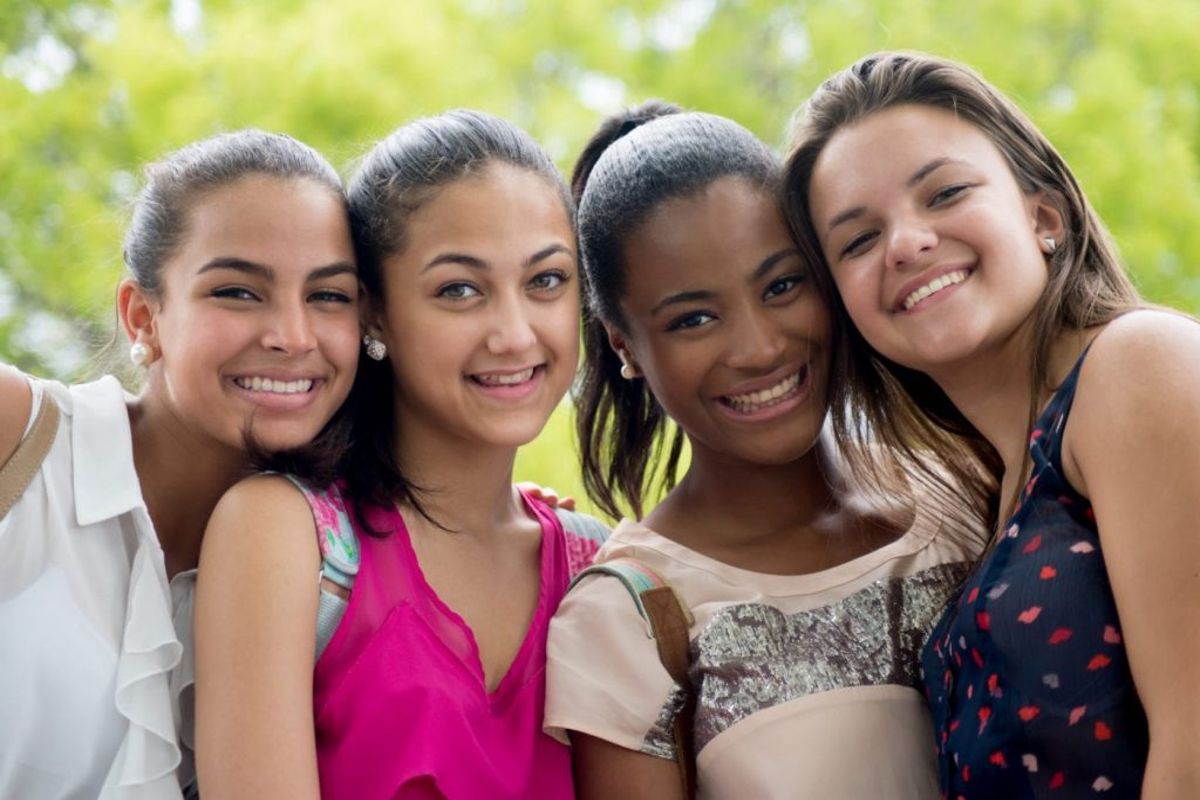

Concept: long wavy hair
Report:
left=782, top=51, right=1140, bottom=539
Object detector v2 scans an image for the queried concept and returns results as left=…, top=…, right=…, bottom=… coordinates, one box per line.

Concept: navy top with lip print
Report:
left=920, top=346, right=1149, bottom=799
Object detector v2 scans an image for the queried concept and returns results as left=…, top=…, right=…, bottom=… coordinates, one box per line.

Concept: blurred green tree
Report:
left=4, top=0, right=1198, bottom=516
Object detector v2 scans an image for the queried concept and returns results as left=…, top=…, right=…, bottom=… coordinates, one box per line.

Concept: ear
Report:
left=1028, top=190, right=1067, bottom=252
left=117, top=278, right=159, bottom=353
left=362, top=295, right=387, bottom=344
left=603, top=321, right=641, bottom=379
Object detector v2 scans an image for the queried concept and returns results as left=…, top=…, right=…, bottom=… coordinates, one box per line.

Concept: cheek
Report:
left=831, top=267, right=882, bottom=330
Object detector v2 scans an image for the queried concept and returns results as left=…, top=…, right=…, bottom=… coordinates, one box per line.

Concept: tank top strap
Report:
left=1032, top=343, right=1093, bottom=473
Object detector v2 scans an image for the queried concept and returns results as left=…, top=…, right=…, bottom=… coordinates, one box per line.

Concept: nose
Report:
left=726, top=307, right=787, bottom=371
left=262, top=301, right=317, bottom=355
left=485, top=294, right=538, bottom=355
left=884, top=214, right=938, bottom=270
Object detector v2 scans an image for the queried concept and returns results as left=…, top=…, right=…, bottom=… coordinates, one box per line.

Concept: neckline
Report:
left=612, top=501, right=942, bottom=598
left=386, top=489, right=555, bottom=702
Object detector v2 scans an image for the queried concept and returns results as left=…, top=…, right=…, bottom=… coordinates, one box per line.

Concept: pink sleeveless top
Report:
left=310, top=489, right=598, bottom=799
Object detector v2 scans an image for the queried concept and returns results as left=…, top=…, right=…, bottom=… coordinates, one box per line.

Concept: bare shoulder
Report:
left=1066, top=310, right=1200, bottom=492
left=0, top=365, right=33, bottom=469
left=200, top=474, right=322, bottom=580
left=1079, top=309, right=1200, bottom=388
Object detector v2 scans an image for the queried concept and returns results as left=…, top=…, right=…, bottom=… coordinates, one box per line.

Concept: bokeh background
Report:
left=4, top=0, right=1199, bottom=518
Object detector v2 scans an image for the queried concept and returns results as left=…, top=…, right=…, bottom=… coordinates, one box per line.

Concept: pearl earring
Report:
left=363, top=335, right=387, bottom=361
left=618, top=352, right=638, bottom=380
left=129, top=341, right=152, bottom=367
left=1041, top=236, right=1057, bottom=255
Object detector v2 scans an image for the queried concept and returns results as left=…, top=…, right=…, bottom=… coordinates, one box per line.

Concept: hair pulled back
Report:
left=782, top=51, right=1141, bottom=537
left=573, top=101, right=780, bottom=520
left=124, top=129, right=344, bottom=298
left=307, top=110, right=573, bottom=519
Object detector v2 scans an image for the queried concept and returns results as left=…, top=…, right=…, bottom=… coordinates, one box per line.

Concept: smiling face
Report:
left=375, top=161, right=579, bottom=453
left=144, top=174, right=361, bottom=453
left=808, top=103, right=1062, bottom=377
left=613, top=177, right=830, bottom=467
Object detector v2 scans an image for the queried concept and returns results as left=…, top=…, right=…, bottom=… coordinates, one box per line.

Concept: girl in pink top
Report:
left=194, top=111, right=597, bottom=799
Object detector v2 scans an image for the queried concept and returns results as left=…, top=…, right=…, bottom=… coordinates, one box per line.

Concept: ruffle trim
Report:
left=101, top=524, right=185, bottom=799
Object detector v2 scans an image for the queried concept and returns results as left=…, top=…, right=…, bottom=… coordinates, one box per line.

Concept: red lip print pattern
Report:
left=918, top=346, right=1149, bottom=798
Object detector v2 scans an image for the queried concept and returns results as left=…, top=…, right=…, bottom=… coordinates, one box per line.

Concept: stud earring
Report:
left=129, top=341, right=152, bottom=367
left=363, top=335, right=387, bottom=361
left=1041, top=236, right=1057, bottom=255
left=617, top=352, right=638, bottom=380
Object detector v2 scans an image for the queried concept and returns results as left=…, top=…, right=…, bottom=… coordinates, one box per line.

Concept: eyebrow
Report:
left=197, top=257, right=356, bottom=281
left=824, top=157, right=969, bottom=235
left=651, top=249, right=801, bottom=316
left=751, top=248, right=801, bottom=282
left=421, top=243, right=574, bottom=274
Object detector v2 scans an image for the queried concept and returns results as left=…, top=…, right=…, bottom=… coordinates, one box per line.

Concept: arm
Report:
left=194, top=475, right=323, bottom=799
left=0, top=365, right=32, bottom=469
left=545, top=572, right=689, bottom=798
left=572, top=731, right=684, bottom=800
left=1066, top=312, right=1200, bottom=798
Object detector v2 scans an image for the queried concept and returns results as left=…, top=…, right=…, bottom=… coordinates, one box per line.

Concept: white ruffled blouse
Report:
left=0, top=375, right=193, bottom=799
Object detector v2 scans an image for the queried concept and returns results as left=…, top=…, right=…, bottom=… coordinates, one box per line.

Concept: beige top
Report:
left=545, top=506, right=977, bottom=800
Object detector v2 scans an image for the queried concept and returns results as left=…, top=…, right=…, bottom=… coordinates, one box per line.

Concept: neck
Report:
left=129, top=387, right=247, bottom=579
left=393, top=423, right=524, bottom=534
left=926, top=324, right=1093, bottom=481
left=655, top=433, right=843, bottom=547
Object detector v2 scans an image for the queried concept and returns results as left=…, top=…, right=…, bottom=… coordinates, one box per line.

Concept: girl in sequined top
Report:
left=785, top=51, right=1200, bottom=798
left=544, top=102, right=981, bottom=799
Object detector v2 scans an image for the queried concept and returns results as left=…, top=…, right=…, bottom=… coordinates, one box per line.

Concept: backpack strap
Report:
left=554, top=507, right=610, bottom=546
left=570, top=557, right=698, bottom=799
left=278, top=475, right=360, bottom=659
left=0, top=393, right=61, bottom=519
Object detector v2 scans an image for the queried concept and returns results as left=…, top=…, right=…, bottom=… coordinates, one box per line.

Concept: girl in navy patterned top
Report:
left=784, top=52, right=1200, bottom=798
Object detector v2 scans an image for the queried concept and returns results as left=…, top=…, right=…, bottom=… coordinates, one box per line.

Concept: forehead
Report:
left=179, top=174, right=349, bottom=263
left=621, top=178, right=791, bottom=301
left=404, top=162, right=571, bottom=248
left=810, top=104, right=1008, bottom=209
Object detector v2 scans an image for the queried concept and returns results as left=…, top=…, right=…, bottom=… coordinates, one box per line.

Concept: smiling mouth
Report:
left=232, top=376, right=315, bottom=394
left=469, top=366, right=540, bottom=387
left=719, top=369, right=805, bottom=414
left=900, top=268, right=972, bottom=311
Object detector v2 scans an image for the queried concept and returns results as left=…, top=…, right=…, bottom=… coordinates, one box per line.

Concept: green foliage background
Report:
left=4, top=0, right=1199, bottom=519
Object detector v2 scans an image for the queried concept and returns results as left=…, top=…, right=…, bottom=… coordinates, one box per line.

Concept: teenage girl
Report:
left=0, top=130, right=360, bottom=798
left=544, top=102, right=980, bottom=799
left=786, top=51, right=1200, bottom=798
left=194, top=110, right=600, bottom=799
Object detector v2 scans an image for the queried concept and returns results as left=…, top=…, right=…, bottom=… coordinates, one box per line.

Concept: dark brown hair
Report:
left=270, top=110, right=572, bottom=525
left=782, top=51, right=1140, bottom=537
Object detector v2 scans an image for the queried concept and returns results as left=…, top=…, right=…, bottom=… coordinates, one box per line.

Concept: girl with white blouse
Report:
left=0, top=130, right=362, bottom=799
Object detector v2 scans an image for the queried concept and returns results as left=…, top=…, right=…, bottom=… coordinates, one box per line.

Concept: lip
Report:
left=714, top=363, right=813, bottom=424
left=227, top=375, right=327, bottom=413
left=892, top=263, right=976, bottom=313
left=466, top=364, right=545, bottom=402
left=719, top=364, right=808, bottom=398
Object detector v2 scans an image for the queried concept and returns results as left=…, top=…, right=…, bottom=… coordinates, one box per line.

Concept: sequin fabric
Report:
left=640, top=561, right=970, bottom=756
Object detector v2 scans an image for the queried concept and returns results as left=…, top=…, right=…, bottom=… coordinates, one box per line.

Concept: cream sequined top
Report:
left=545, top=505, right=976, bottom=800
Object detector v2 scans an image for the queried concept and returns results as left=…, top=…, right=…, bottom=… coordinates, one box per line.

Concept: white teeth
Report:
left=234, top=377, right=313, bottom=394
left=901, top=269, right=970, bottom=311
left=724, top=372, right=802, bottom=411
left=475, top=368, right=535, bottom=386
